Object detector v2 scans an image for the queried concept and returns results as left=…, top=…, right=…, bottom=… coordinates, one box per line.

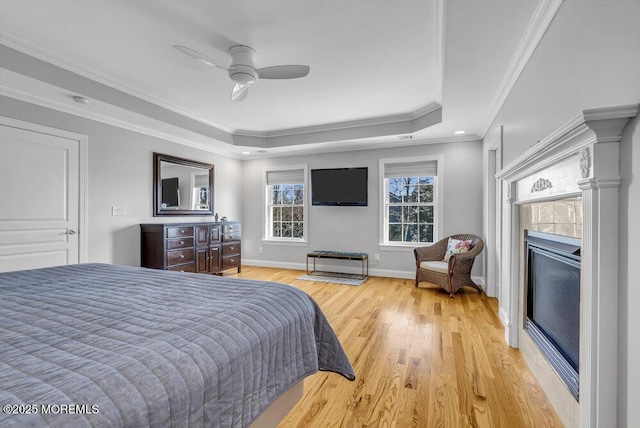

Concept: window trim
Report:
left=379, top=155, right=444, bottom=247
left=262, top=165, right=308, bottom=244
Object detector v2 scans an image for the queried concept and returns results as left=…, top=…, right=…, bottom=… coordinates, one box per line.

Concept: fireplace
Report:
left=493, top=105, right=637, bottom=427
left=525, top=230, right=581, bottom=399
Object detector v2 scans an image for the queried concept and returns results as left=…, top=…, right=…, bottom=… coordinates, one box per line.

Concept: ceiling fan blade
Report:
left=257, top=65, right=310, bottom=79
left=173, top=45, right=230, bottom=70
left=231, top=83, right=249, bottom=102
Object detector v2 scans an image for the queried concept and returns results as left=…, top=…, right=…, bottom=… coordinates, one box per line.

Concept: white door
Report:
left=0, top=122, right=82, bottom=272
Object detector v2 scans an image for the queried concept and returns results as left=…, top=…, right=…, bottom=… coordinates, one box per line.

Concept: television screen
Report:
left=311, top=167, right=368, bottom=206
left=162, top=177, right=180, bottom=207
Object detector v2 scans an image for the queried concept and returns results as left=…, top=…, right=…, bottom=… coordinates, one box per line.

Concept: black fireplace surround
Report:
left=525, top=230, right=581, bottom=400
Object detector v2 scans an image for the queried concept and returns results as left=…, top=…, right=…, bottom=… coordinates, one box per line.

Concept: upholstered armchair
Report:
left=413, top=234, right=484, bottom=298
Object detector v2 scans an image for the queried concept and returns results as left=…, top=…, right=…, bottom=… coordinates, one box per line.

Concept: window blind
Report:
left=193, top=174, right=209, bottom=187
left=383, top=160, right=437, bottom=178
left=266, top=169, right=305, bottom=185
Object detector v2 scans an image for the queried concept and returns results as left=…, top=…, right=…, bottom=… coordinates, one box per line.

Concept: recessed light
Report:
left=454, top=130, right=466, bottom=135
left=241, top=151, right=251, bottom=155
left=72, top=96, right=89, bottom=104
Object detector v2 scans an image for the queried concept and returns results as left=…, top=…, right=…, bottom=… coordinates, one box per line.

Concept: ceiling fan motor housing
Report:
left=228, top=45, right=257, bottom=85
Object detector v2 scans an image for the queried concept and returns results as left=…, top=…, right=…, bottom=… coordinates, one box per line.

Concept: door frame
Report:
left=484, top=126, right=502, bottom=298
left=0, top=116, right=88, bottom=263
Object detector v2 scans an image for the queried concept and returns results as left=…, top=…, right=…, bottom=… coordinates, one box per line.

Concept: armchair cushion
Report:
left=419, top=261, right=449, bottom=274
left=443, top=238, right=473, bottom=262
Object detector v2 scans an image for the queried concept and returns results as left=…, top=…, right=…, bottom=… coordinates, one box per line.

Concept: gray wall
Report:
left=0, top=96, right=243, bottom=266
left=241, top=141, right=483, bottom=278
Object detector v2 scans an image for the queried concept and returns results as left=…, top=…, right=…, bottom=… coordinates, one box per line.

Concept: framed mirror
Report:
left=153, top=152, right=214, bottom=216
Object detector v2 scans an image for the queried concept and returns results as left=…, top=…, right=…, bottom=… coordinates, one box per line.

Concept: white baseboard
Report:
left=499, top=307, right=511, bottom=327
left=243, top=259, right=486, bottom=285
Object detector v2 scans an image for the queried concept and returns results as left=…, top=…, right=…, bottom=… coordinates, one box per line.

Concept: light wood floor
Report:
left=233, top=266, right=562, bottom=427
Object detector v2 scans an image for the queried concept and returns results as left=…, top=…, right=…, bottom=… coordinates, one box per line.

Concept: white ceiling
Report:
left=0, top=0, right=549, bottom=158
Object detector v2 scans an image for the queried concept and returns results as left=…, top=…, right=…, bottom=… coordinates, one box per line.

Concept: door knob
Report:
left=65, top=229, right=77, bottom=235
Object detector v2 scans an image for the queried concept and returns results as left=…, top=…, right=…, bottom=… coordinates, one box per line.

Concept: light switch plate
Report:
left=112, top=206, right=126, bottom=216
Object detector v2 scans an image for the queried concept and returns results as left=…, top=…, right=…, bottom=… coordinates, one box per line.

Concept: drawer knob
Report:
left=180, top=241, right=184, bottom=245
left=180, top=229, right=185, bottom=234
left=179, top=254, right=185, bottom=259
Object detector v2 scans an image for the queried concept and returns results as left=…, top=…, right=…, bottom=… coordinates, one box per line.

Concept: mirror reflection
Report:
left=154, top=153, right=214, bottom=216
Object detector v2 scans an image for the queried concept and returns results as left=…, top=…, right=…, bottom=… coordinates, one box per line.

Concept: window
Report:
left=380, top=156, right=441, bottom=245
left=264, top=166, right=307, bottom=242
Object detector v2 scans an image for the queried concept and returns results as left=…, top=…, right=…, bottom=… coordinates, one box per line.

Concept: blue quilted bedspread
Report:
left=0, top=264, right=354, bottom=427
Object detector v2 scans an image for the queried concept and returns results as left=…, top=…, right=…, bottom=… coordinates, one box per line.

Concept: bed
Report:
left=0, top=263, right=355, bottom=427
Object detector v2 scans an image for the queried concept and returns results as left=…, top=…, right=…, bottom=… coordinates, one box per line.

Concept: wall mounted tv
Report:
left=311, top=167, right=368, bottom=206
left=161, top=177, right=180, bottom=207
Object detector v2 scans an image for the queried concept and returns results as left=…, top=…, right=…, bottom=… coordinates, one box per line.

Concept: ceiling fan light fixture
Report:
left=230, top=71, right=257, bottom=85
left=229, top=64, right=257, bottom=85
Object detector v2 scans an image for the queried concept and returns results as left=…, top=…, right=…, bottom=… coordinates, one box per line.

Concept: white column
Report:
left=499, top=181, right=519, bottom=346
left=578, top=142, right=621, bottom=428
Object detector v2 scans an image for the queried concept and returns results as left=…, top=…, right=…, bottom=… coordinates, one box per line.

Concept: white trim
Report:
left=241, top=134, right=481, bottom=160
left=235, top=103, right=442, bottom=139
left=378, top=243, right=423, bottom=252
left=0, top=85, right=242, bottom=160
left=495, top=104, right=638, bottom=428
left=0, top=77, right=475, bottom=159
left=243, top=259, right=486, bottom=285
left=484, top=126, right=502, bottom=298
left=480, top=0, right=564, bottom=138
left=262, top=239, right=308, bottom=247
left=0, top=116, right=89, bottom=264
left=1, top=40, right=445, bottom=148
left=0, top=35, right=236, bottom=133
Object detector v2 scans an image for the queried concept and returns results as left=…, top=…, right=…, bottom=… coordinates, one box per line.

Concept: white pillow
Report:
left=443, top=238, right=473, bottom=263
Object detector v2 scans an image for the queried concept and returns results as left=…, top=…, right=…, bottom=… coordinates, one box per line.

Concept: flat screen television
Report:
left=311, top=167, right=368, bottom=206
left=161, top=177, right=180, bottom=207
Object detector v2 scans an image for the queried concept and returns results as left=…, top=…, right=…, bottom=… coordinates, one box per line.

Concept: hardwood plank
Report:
left=236, top=267, right=562, bottom=427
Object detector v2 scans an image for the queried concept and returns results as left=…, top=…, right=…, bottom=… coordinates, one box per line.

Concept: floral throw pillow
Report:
left=443, top=238, right=473, bottom=263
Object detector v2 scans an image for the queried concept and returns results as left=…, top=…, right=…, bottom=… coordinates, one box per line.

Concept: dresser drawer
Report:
left=222, top=233, right=241, bottom=242
left=222, top=223, right=241, bottom=234
left=222, top=255, right=240, bottom=270
left=167, top=226, right=194, bottom=238
left=166, top=248, right=194, bottom=266
left=166, top=237, right=194, bottom=250
left=167, top=263, right=195, bottom=273
left=222, top=242, right=241, bottom=256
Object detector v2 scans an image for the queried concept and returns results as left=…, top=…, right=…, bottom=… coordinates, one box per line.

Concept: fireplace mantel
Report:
left=495, top=105, right=638, bottom=428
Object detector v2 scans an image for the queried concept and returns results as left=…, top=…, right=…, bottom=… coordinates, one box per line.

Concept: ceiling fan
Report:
left=173, top=44, right=310, bottom=101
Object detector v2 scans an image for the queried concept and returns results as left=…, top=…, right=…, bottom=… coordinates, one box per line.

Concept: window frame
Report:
left=262, top=165, right=309, bottom=245
left=379, top=155, right=443, bottom=249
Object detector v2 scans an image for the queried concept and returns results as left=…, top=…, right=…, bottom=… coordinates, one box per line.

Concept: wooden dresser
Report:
left=141, top=222, right=241, bottom=274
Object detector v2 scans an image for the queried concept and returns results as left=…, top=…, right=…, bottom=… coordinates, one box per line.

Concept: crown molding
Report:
left=480, top=0, right=564, bottom=138
left=1, top=37, right=444, bottom=148
left=234, top=103, right=441, bottom=140
left=0, top=84, right=243, bottom=160
left=496, top=104, right=638, bottom=181
left=242, top=133, right=481, bottom=160
left=0, top=34, right=237, bottom=134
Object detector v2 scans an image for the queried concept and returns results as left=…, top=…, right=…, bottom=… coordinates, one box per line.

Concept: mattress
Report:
left=0, top=263, right=354, bottom=427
